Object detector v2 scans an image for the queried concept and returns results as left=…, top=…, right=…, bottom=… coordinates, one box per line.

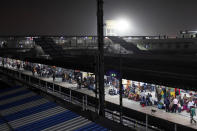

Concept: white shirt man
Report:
left=188, top=101, right=194, bottom=109
left=140, top=91, right=145, bottom=98
left=173, top=98, right=178, bottom=105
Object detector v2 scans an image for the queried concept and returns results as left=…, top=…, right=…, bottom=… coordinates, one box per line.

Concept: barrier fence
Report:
left=0, top=66, right=194, bottom=131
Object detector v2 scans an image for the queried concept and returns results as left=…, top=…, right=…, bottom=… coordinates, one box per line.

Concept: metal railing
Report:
left=0, top=66, right=193, bottom=131
left=2, top=35, right=196, bottom=50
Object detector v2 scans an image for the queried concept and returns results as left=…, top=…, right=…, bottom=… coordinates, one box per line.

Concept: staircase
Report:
left=108, top=36, right=141, bottom=54
left=34, top=37, right=65, bottom=58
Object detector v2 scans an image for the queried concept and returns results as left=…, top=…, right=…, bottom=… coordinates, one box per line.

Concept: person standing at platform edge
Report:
left=164, top=97, right=170, bottom=112
left=53, top=71, right=55, bottom=82
left=172, top=97, right=178, bottom=113
left=190, top=106, right=196, bottom=124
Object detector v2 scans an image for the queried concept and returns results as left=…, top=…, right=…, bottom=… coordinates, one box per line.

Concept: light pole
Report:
left=97, top=0, right=105, bottom=117
left=119, top=44, right=123, bottom=124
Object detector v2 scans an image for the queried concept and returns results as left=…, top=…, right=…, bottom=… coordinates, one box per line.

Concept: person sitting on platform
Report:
left=135, top=93, right=140, bottom=101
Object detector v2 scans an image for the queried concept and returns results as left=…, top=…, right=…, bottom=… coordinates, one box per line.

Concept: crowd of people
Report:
left=27, top=62, right=96, bottom=91
left=1, top=58, right=97, bottom=92
left=1, top=57, right=196, bottom=124
left=106, top=75, right=197, bottom=123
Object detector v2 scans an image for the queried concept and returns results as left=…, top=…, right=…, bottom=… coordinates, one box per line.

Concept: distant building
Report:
left=179, top=30, right=197, bottom=38
left=105, top=20, right=117, bottom=36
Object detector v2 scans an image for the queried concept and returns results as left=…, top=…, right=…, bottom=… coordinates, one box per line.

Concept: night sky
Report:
left=0, top=0, right=197, bottom=36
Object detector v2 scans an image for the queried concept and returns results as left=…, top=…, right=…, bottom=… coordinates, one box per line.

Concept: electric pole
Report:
left=97, top=0, right=105, bottom=117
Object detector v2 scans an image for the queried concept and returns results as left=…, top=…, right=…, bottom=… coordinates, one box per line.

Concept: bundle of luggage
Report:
left=109, top=88, right=118, bottom=95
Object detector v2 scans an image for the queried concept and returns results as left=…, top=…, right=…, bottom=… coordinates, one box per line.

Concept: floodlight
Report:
left=115, top=19, right=130, bottom=32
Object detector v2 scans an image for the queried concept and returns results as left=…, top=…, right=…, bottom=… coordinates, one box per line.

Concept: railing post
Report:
left=58, top=86, right=61, bottom=98
left=29, top=76, right=31, bottom=83
left=112, top=111, right=115, bottom=121
left=45, top=81, right=47, bottom=92
left=39, top=79, right=41, bottom=86
left=19, top=72, right=21, bottom=79
left=86, top=95, right=88, bottom=110
left=59, top=85, right=61, bottom=93
left=70, top=90, right=72, bottom=102
left=146, top=114, right=148, bottom=131
left=174, top=124, right=177, bottom=131
left=82, top=96, right=85, bottom=111
left=15, top=71, right=17, bottom=78
left=134, top=120, right=137, bottom=128
left=53, top=83, right=54, bottom=92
